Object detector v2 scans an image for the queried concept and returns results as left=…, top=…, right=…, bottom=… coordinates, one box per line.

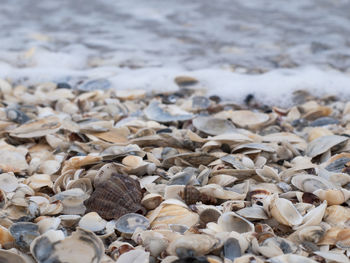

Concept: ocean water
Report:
left=1, top=0, right=350, bottom=105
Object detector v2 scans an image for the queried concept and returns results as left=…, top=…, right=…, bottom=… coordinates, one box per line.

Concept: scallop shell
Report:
left=84, top=174, right=144, bottom=220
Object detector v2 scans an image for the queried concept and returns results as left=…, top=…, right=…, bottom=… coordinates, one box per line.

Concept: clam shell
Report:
left=269, top=195, right=302, bottom=227
left=0, top=173, right=18, bottom=192
left=115, top=249, right=150, bottom=263
left=314, top=251, right=350, bottom=263
left=144, top=101, right=193, bottom=123
left=0, top=225, right=14, bottom=247
left=268, top=254, right=317, bottom=263
left=79, top=212, right=107, bottom=232
left=141, top=193, right=163, bottom=210
left=0, top=249, right=28, bottom=263
left=115, top=213, right=149, bottom=235
left=324, top=205, right=350, bottom=227
left=192, top=116, right=236, bottom=135
left=291, top=174, right=335, bottom=192
left=313, top=189, right=350, bottom=205
left=9, top=222, right=40, bottom=249
left=10, top=115, right=61, bottom=138
left=30, top=228, right=104, bottom=263
left=229, top=110, right=270, bottom=129
left=218, top=212, right=255, bottom=233
left=306, top=135, right=348, bottom=158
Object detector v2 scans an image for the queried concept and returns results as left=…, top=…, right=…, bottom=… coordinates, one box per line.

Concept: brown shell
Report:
left=179, top=185, right=217, bottom=205
left=84, top=173, right=145, bottom=220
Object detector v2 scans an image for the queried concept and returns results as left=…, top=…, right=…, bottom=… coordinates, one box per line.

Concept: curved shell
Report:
left=305, top=135, right=348, bottom=158
left=78, top=212, right=107, bottom=232
left=30, top=228, right=104, bottom=263
left=147, top=202, right=199, bottom=228
left=269, top=196, right=303, bottom=226
left=229, top=110, right=270, bottom=129
left=291, top=174, right=335, bottom=192
left=192, top=116, right=236, bottom=135
left=0, top=173, right=18, bottom=192
left=324, top=205, right=350, bottom=227
left=84, top=174, right=144, bottom=220
left=218, top=212, right=255, bottom=233
left=0, top=249, right=28, bottom=263
left=115, top=213, right=150, bottom=235
left=144, top=101, right=193, bottom=123
left=313, top=189, right=350, bottom=205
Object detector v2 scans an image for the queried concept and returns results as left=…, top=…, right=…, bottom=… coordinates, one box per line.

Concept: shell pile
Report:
left=0, top=78, right=350, bottom=263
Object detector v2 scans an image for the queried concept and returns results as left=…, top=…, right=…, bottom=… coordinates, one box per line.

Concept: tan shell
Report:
left=313, top=189, right=350, bottom=205
left=269, top=195, right=303, bottom=226
left=324, top=205, right=350, bottom=227
left=229, top=110, right=270, bottom=129
left=141, top=193, right=163, bottom=210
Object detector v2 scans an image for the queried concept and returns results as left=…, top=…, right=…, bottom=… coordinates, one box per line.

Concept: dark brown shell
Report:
left=179, top=185, right=217, bottom=205
left=84, top=173, right=145, bottom=220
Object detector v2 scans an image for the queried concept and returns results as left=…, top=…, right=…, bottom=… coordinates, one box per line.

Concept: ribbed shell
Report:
left=179, top=185, right=217, bottom=205
left=84, top=174, right=144, bottom=220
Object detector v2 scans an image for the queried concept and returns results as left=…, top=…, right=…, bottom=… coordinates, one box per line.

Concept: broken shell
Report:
left=25, top=173, right=53, bottom=190
left=0, top=173, right=19, bottom=192
left=115, top=213, right=149, bottom=235
left=85, top=174, right=144, bottom=220
left=79, top=212, right=107, bottom=232
left=179, top=185, right=217, bottom=205
left=218, top=212, right=255, bottom=233
left=324, top=205, right=350, bottom=227
left=0, top=249, right=28, bottom=263
left=269, top=195, right=303, bottom=226
left=9, top=222, right=40, bottom=249
left=132, top=230, right=168, bottom=257
left=0, top=225, right=15, bottom=247
left=294, top=201, right=327, bottom=229
left=30, top=228, right=104, bottom=263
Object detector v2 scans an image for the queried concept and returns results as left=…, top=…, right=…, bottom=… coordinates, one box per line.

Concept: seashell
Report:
left=307, top=127, right=333, bottom=142
left=268, top=254, right=317, bottom=263
left=218, top=212, right=255, bottom=233
left=223, top=237, right=241, bottom=261
left=79, top=212, right=107, bottom=232
left=314, top=251, right=350, bottom=263
left=115, top=213, right=149, bottom=235
left=256, top=166, right=280, bottom=183
left=38, top=160, right=61, bottom=175
left=116, top=89, right=146, bottom=100
left=9, top=222, right=40, bottom=250
left=147, top=200, right=199, bottom=228
left=168, top=170, right=197, bottom=186
left=305, top=135, right=348, bottom=158
left=30, top=228, right=104, bottom=263
left=78, top=78, right=110, bottom=91
left=294, top=225, right=325, bottom=244
left=36, top=216, right=61, bottom=234
left=58, top=215, right=81, bottom=228
left=0, top=248, right=29, bottom=263
left=51, top=188, right=89, bottom=215
left=25, top=173, right=53, bottom=190
left=85, top=174, right=144, bottom=220
left=115, top=249, right=150, bottom=263
left=291, top=174, right=335, bottom=192
left=179, top=185, right=217, bottom=205
left=335, top=228, right=350, bottom=249
left=132, top=230, right=168, bottom=257
left=167, top=234, right=219, bottom=256
left=192, top=116, right=236, bottom=135
left=0, top=172, right=19, bottom=192
left=6, top=108, right=30, bottom=124
left=199, top=183, right=248, bottom=201
left=145, top=101, right=193, bottom=123
left=294, top=201, right=327, bottom=229
left=313, top=189, right=350, bottom=205
left=0, top=225, right=15, bottom=247
left=324, top=205, right=350, bottom=227
left=232, top=254, right=264, bottom=263
left=10, top=115, right=61, bottom=138
left=229, top=110, right=270, bottom=129
left=199, top=207, right=222, bottom=226
left=324, top=153, right=350, bottom=172
left=236, top=205, right=268, bottom=220
left=163, top=152, right=217, bottom=168
left=208, top=174, right=237, bottom=187
left=108, top=240, right=134, bottom=260
left=269, top=195, right=303, bottom=226
left=141, top=193, right=163, bottom=210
